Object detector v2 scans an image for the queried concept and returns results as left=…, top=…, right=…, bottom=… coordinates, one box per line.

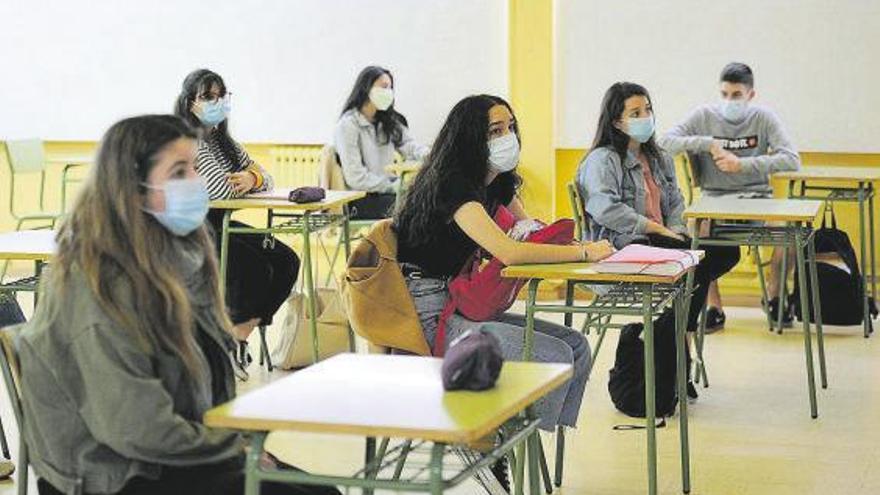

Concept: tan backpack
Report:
left=340, top=220, right=431, bottom=356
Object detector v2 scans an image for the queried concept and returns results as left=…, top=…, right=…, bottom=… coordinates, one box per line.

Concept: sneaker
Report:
left=704, top=307, right=726, bottom=334
left=765, top=297, right=793, bottom=329
left=686, top=381, right=699, bottom=403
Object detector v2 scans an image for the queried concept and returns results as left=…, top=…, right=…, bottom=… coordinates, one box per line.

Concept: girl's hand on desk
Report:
left=227, top=171, right=256, bottom=194
left=581, top=240, right=614, bottom=262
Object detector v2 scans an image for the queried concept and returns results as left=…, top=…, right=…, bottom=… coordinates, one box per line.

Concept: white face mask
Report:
left=369, top=87, right=394, bottom=111
left=488, top=133, right=520, bottom=174
left=720, top=98, right=748, bottom=121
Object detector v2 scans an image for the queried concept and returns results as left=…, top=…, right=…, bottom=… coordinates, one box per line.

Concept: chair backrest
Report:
left=4, top=140, right=46, bottom=174
left=675, top=153, right=699, bottom=206
left=318, top=145, right=347, bottom=191
left=567, top=182, right=588, bottom=241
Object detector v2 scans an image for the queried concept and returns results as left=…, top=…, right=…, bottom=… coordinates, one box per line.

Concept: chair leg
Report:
left=391, top=440, right=413, bottom=481
left=536, top=435, right=553, bottom=494
left=258, top=326, right=273, bottom=372
left=695, top=303, right=709, bottom=388
left=0, top=416, right=8, bottom=460
left=754, top=247, right=776, bottom=331
left=554, top=426, right=565, bottom=488
left=17, top=438, right=27, bottom=495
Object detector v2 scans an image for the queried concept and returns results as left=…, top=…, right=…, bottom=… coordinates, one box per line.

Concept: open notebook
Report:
left=594, top=244, right=703, bottom=276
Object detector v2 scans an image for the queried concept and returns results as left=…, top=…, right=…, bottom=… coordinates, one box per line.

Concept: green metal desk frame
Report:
left=524, top=278, right=692, bottom=495
left=785, top=179, right=875, bottom=338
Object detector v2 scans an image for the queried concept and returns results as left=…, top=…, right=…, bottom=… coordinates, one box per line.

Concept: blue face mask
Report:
left=720, top=98, right=748, bottom=121
left=625, top=116, right=655, bottom=144
left=143, top=177, right=210, bottom=236
left=196, top=98, right=230, bottom=127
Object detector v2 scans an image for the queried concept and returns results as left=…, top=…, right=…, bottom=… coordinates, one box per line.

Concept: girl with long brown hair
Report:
left=18, top=115, right=338, bottom=495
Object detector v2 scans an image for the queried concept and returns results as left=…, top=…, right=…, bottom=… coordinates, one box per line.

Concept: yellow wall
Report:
left=508, top=0, right=554, bottom=222
left=0, top=141, right=279, bottom=233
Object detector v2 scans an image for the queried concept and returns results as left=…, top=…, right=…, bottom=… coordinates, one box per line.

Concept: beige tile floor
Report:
left=0, top=292, right=878, bottom=494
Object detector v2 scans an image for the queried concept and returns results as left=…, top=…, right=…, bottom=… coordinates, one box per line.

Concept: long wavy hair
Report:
left=591, top=82, right=663, bottom=166
left=340, top=65, right=409, bottom=146
left=38, top=114, right=232, bottom=380
left=394, top=94, right=521, bottom=245
left=174, top=69, right=241, bottom=167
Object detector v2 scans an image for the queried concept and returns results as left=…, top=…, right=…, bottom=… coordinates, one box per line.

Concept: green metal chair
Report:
left=1, top=139, right=84, bottom=282
left=3, top=140, right=62, bottom=231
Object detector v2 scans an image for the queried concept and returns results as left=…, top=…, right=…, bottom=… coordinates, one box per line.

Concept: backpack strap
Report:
left=821, top=201, right=838, bottom=230
left=434, top=301, right=457, bottom=357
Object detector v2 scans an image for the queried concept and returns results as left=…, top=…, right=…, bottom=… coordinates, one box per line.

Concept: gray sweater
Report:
left=16, top=245, right=242, bottom=494
left=658, top=103, right=800, bottom=195
left=333, top=109, right=429, bottom=193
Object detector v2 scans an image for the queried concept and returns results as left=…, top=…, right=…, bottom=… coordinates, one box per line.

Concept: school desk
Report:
left=0, top=229, right=55, bottom=305
left=210, top=189, right=366, bottom=369
left=684, top=196, right=825, bottom=418
left=501, top=262, right=694, bottom=495
left=775, top=166, right=880, bottom=337
left=205, top=353, right=572, bottom=495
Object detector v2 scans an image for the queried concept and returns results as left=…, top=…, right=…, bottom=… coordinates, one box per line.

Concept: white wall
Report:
left=556, top=0, right=880, bottom=153
left=0, top=0, right=508, bottom=144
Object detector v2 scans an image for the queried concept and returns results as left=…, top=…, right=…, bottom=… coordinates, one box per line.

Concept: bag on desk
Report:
left=288, top=186, right=326, bottom=203
left=790, top=209, right=878, bottom=326
left=0, top=294, right=26, bottom=327
left=271, top=287, right=350, bottom=369
left=608, top=321, right=688, bottom=418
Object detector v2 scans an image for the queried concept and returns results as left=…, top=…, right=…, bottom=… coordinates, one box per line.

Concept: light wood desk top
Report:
left=684, top=197, right=822, bottom=223
left=502, top=261, right=690, bottom=285
left=0, top=230, right=56, bottom=261
left=204, top=353, right=572, bottom=444
left=210, top=189, right=366, bottom=212
left=385, top=162, right=421, bottom=175
left=775, top=166, right=880, bottom=183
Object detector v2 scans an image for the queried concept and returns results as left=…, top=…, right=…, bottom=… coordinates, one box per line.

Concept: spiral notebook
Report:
left=595, top=244, right=703, bottom=276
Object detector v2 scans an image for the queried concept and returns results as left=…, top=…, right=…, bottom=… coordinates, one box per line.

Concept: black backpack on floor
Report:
left=608, top=317, right=689, bottom=418
left=790, top=209, right=878, bottom=327
left=0, top=293, right=26, bottom=327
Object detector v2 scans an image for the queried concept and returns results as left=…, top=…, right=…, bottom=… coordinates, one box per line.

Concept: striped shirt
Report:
left=195, top=130, right=273, bottom=200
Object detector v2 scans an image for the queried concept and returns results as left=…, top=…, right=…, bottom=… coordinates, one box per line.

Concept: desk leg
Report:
left=34, top=261, right=44, bottom=309
left=869, top=186, right=876, bottom=309
left=675, top=288, right=691, bottom=494
left=859, top=185, right=871, bottom=338
left=301, top=212, right=320, bottom=364
left=342, top=208, right=356, bottom=352
left=514, top=438, right=526, bottom=495
left=244, top=433, right=266, bottom=495
left=795, top=225, right=819, bottom=419
left=364, top=437, right=377, bottom=495
left=219, top=210, right=232, bottom=296
left=522, top=279, right=539, bottom=360
left=429, top=443, right=445, bottom=495
left=807, top=225, right=827, bottom=389
left=643, top=286, right=658, bottom=495
left=527, top=431, right=541, bottom=495
left=776, top=228, right=789, bottom=335
left=564, top=281, right=574, bottom=328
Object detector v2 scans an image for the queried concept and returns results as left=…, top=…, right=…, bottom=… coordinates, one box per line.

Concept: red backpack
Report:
left=433, top=207, right=575, bottom=356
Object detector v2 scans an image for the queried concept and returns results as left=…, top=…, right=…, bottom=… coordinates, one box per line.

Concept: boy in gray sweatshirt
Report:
left=659, top=62, right=800, bottom=330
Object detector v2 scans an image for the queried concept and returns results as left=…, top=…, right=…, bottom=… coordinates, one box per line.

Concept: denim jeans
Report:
left=404, top=273, right=591, bottom=431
